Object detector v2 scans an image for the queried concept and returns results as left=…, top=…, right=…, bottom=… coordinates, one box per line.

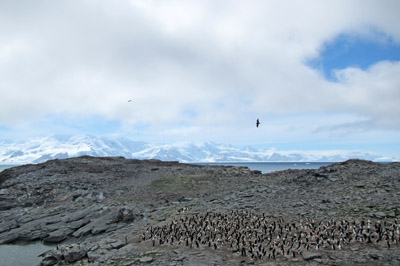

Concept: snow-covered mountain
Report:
left=0, top=135, right=396, bottom=165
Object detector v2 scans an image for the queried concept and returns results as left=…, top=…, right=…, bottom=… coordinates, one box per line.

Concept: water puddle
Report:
left=0, top=242, right=53, bottom=266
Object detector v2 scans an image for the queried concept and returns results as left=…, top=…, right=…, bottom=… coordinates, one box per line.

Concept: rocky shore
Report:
left=0, top=156, right=400, bottom=265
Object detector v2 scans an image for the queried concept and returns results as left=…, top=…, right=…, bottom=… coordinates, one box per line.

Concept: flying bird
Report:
left=128, top=100, right=132, bottom=102
left=256, top=119, right=260, bottom=128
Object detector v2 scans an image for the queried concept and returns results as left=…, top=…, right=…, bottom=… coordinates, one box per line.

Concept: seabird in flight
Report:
left=256, top=119, right=260, bottom=128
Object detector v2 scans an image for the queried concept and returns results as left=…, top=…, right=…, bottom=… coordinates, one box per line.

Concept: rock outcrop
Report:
left=0, top=156, right=399, bottom=265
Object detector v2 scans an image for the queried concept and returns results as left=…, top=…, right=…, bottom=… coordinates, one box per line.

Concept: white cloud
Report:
left=332, top=61, right=400, bottom=129
left=0, top=0, right=399, bottom=145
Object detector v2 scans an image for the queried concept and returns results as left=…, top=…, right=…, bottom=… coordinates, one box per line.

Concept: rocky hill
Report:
left=0, top=157, right=400, bottom=265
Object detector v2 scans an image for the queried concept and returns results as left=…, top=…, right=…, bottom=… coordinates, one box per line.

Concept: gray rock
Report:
left=113, top=207, right=137, bottom=222
left=72, top=222, right=94, bottom=238
left=0, top=220, right=18, bottom=234
left=64, top=245, right=87, bottom=263
left=97, top=192, right=105, bottom=201
left=40, top=257, right=59, bottom=266
left=91, top=221, right=109, bottom=235
left=0, top=188, right=10, bottom=195
left=374, top=211, right=387, bottom=219
left=67, top=217, right=90, bottom=229
left=115, top=243, right=136, bottom=255
left=97, top=253, right=114, bottom=263
left=0, top=203, right=13, bottom=211
left=87, top=250, right=102, bottom=262
left=44, top=228, right=73, bottom=243
left=64, top=209, right=89, bottom=222
left=40, top=256, right=61, bottom=266
left=0, top=219, right=50, bottom=243
left=139, top=256, right=153, bottom=263
left=319, top=205, right=330, bottom=210
left=370, top=253, right=381, bottom=260
left=72, top=210, right=118, bottom=237
left=16, top=215, right=36, bottom=224
left=42, top=215, right=63, bottom=225
left=302, top=252, right=322, bottom=261
left=39, top=250, right=63, bottom=266
left=64, top=206, right=101, bottom=223
left=111, top=240, right=126, bottom=249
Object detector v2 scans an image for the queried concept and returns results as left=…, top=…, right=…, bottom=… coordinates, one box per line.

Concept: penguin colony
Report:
left=142, top=211, right=400, bottom=260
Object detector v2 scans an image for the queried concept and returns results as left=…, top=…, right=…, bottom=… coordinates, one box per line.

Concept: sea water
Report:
left=198, top=162, right=334, bottom=174
left=0, top=165, right=16, bottom=172
left=0, top=162, right=334, bottom=174
left=0, top=243, right=52, bottom=266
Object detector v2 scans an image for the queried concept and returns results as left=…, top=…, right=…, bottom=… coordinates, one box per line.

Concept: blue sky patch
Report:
left=0, top=124, right=8, bottom=131
left=308, top=32, right=400, bottom=81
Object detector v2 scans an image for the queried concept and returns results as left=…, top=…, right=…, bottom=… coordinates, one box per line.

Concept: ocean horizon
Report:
left=0, top=162, right=335, bottom=174
left=0, top=165, right=18, bottom=172
left=197, top=162, right=335, bottom=174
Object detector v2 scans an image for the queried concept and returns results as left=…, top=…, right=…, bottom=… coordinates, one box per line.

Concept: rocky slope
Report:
left=0, top=157, right=399, bottom=265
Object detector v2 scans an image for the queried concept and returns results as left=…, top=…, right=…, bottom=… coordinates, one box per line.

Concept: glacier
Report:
left=0, top=135, right=396, bottom=165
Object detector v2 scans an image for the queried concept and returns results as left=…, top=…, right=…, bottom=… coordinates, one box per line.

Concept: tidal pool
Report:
left=0, top=242, right=52, bottom=266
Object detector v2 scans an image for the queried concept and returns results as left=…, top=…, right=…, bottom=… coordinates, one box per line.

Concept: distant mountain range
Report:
left=0, top=135, right=396, bottom=165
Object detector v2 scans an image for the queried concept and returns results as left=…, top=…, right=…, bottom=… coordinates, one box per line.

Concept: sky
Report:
left=1, top=0, right=400, bottom=158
